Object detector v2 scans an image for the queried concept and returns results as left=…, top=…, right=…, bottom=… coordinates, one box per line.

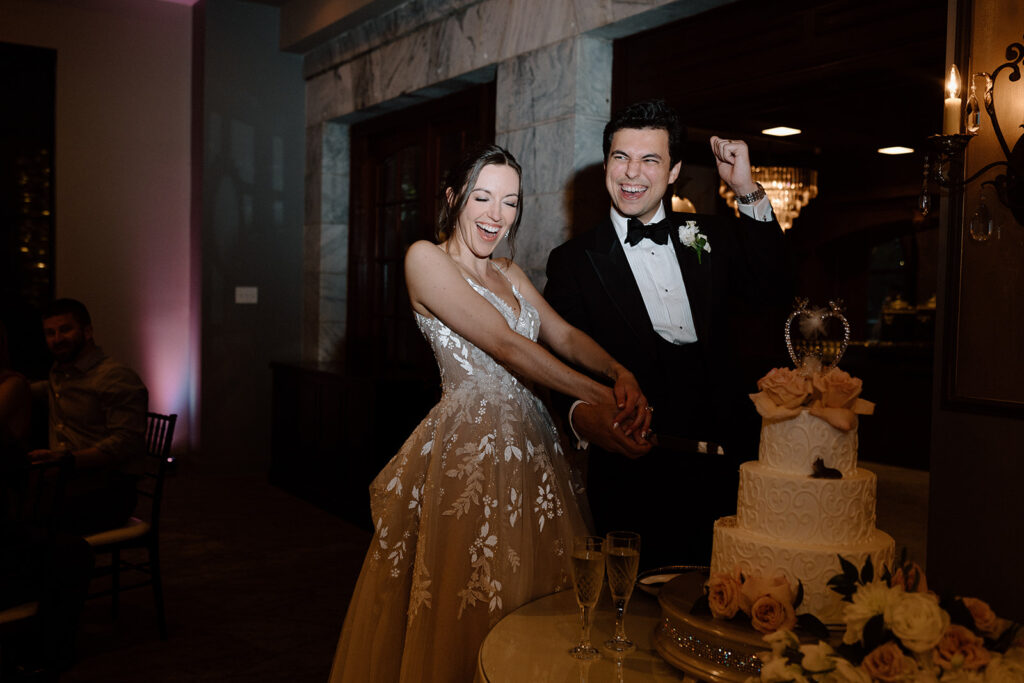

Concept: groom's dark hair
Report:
left=603, top=99, right=686, bottom=168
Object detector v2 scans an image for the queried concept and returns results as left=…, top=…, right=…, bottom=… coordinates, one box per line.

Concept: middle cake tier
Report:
left=735, top=461, right=879, bottom=545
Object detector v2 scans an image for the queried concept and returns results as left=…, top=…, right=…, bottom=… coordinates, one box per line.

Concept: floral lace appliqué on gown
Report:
left=329, top=269, right=588, bottom=683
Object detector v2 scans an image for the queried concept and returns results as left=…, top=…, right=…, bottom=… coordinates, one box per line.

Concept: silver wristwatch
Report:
left=735, top=182, right=766, bottom=204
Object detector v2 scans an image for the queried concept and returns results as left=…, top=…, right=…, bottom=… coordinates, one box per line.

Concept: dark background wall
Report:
left=200, top=0, right=305, bottom=469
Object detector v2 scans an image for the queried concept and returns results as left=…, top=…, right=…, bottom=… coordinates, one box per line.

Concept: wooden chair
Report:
left=84, top=412, right=176, bottom=640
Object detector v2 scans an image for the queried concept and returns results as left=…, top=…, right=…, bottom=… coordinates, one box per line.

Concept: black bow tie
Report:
left=625, top=217, right=671, bottom=246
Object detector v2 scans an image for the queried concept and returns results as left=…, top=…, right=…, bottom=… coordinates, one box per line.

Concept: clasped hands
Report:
left=574, top=372, right=654, bottom=459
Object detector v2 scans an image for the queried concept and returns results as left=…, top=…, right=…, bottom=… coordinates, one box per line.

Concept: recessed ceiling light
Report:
left=878, top=146, right=915, bottom=155
left=762, top=126, right=802, bottom=137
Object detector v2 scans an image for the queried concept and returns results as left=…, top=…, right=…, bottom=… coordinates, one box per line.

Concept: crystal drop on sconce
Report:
left=968, top=201, right=995, bottom=242
left=965, top=77, right=981, bottom=134
left=918, top=191, right=931, bottom=215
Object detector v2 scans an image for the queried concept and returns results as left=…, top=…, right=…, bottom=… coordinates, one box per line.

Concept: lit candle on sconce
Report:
left=943, top=64, right=962, bottom=135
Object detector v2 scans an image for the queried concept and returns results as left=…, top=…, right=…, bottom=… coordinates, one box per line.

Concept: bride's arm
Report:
left=502, top=260, right=651, bottom=437
left=405, top=242, right=613, bottom=406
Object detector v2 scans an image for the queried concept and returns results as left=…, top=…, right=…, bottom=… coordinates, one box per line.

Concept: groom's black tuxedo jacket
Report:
left=545, top=209, right=788, bottom=445
left=544, top=209, right=789, bottom=566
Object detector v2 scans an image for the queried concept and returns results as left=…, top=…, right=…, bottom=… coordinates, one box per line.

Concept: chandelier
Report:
left=719, top=166, right=819, bottom=231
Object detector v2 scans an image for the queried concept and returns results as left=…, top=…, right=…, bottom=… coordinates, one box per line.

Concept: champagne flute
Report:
left=569, top=535, right=604, bottom=660
left=603, top=531, right=641, bottom=654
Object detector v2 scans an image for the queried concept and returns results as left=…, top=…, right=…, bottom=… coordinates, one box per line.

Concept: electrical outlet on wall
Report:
left=235, top=286, right=258, bottom=304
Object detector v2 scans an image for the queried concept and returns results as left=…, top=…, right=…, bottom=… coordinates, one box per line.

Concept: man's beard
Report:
left=51, top=337, right=85, bottom=364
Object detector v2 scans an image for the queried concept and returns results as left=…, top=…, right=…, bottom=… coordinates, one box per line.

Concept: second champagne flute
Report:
left=604, top=531, right=640, bottom=653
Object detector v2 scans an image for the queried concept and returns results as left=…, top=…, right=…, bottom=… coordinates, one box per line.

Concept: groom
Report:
left=544, top=99, right=790, bottom=568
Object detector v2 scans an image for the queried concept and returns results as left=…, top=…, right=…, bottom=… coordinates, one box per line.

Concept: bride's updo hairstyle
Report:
left=437, top=144, right=524, bottom=259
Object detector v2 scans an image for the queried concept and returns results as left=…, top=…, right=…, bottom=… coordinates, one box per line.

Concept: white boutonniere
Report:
left=678, top=221, right=711, bottom=264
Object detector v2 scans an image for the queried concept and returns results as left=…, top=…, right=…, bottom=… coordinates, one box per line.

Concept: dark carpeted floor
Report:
left=62, top=462, right=371, bottom=683
left=55, top=458, right=927, bottom=682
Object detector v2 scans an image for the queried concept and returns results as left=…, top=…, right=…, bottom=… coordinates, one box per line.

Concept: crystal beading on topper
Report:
left=784, top=298, right=850, bottom=372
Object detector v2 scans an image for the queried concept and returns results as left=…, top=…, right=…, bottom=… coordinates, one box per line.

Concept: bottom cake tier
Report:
left=710, top=516, right=895, bottom=624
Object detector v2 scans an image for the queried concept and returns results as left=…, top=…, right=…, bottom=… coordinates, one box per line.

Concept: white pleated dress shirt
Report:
left=610, top=198, right=773, bottom=344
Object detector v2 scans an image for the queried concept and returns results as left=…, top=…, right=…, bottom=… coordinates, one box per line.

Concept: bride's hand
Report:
left=611, top=371, right=652, bottom=438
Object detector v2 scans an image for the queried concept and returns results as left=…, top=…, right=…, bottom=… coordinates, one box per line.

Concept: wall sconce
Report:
left=920, top=37, right=1024, bottom=226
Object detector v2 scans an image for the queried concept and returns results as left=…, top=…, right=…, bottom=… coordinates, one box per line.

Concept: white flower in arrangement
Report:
left=841, top=580, right=903, bottom=644
left=889, top=591, right=950, bottom=653
left=678, top=220, right=711, bottom=263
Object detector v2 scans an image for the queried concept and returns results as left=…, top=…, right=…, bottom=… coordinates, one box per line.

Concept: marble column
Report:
left=495, top=35, right=612, bottom=288
left=304, top=120, right=349, bottom=365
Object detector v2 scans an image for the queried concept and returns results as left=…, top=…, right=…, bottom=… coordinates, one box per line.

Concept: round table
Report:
left=476, top=588, right=696, bottom=682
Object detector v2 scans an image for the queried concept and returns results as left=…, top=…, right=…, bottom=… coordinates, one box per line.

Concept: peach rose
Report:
left=961, top=597, right=1007, bottom=638
left=890, top=562, right=928, bottom=593
left=934, top=624, right=992, bottom=671
left=861, top=641, right=918, bottom=682
left=706, top=570, right=743, bottom=619
left=812, top=369, right=862, bottom=408
left=757, top=368, right=812, bottom=409
left=937, top=626, right=991, bottom=671
left=740, top=573, right=795, bottom=613
left=750, top=594, right=797, bottom=634
left=807, top=404, right=858, bottom=432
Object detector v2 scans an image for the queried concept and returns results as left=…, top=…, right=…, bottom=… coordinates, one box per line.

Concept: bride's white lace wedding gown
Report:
left=329, top=270, right=588, bottom=682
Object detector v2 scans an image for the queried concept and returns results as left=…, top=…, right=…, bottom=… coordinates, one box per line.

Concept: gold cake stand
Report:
left=654, top=572, right=845, bottom=682
left=654, top=572, right=765, bottom=682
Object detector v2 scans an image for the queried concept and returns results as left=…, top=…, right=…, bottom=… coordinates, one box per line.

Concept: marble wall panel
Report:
left=499, top=118, right=577, bottom=196
left=307, top=63, right=356, bottom=125
left=575, top=36, right=612, bottom=119
left=515, top=190, right=572, bottom=289
left=322, top=121, right=349, bottom=175
left=319, top=268, right=347, bottom=319
left=429, top=2, right=510, bottom=84
left=320, top=222, right=347, bottom=272
left=496, top=39, right=577, bottom=132
left=498, top=0, right=578, bottom=61
left=318, top=320, right=345, bottom=366
left=303, top=0, right=479, bottom=79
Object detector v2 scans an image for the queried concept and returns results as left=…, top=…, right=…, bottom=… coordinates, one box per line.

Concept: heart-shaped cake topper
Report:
left=785, top=298, right=850, bottom=371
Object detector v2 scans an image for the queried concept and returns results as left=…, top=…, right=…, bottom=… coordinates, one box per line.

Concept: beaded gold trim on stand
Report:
left=658, top=618, right=763, bottom=675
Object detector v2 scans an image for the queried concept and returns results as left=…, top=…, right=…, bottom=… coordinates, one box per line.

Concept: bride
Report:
left=329, top=144, right=650, bottom=682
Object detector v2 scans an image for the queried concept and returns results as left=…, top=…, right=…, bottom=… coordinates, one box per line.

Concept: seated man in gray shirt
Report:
left=30, top=298, right=148, bottom=535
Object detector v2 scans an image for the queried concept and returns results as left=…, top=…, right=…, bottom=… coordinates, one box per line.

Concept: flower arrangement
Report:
left=749, top=366, right=874, bottom=433
left=745, top=554, right=1023, bottom=682
left=678, top=220, right=710, bottom=263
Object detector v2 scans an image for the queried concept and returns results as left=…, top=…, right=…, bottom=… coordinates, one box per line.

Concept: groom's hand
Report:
left=710, top=136, right=758, bottom=197
left=572, top=403, right=652, bottom=459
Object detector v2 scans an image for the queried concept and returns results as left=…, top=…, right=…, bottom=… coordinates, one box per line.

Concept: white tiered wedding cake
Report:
left=708, top=300, right=895, bottom=625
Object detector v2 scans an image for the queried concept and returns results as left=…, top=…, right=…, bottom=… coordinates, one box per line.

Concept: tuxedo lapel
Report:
left=669, top=215, right=714, bottom=347
left=584, top=220, right=654, bottom=343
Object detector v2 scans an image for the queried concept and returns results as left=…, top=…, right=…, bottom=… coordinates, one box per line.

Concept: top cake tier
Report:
left=759, top=409, right=858, bottom=476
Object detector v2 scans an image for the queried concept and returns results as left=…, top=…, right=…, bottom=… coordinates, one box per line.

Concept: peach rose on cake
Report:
left=935, top=624, right=992, bottom=672
left=812, top=369, right=864, bottom=408
left=740, top=574, right=797, bottom=634
left=861, top=641, right=921, bottom=682
left=706, top=568, right=743, bottom=619
left=808, top=369, right=875, bottom=432
left=750, top=368, right=812, bottom=419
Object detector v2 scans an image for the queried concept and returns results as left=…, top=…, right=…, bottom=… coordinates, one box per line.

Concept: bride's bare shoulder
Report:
left=406, top=240, right=449, bottom=269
